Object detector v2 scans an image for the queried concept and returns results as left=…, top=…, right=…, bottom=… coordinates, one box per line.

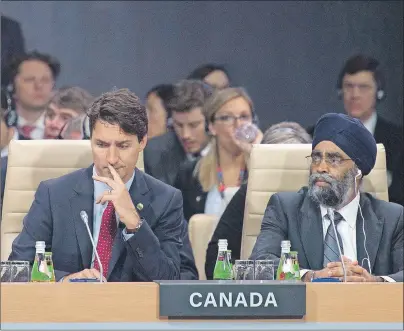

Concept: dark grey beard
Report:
left=308, top=167, right=357, bottom=209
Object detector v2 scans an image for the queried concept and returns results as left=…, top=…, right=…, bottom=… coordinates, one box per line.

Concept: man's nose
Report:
left=107, top=146, right=119, bottom=165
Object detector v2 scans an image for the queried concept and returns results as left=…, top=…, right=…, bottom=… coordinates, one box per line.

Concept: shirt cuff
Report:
left=380, top=276, right=396, bottom=282
left=122, top=227, right=135, bottom=241
left=300, top=269, right=310, bottom=280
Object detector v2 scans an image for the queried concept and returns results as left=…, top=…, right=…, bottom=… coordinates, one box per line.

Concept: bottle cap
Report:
left=218, top=239, right=228, bottom=251
left=281, top=240, right=291, bottom=250
left=35, top=241, right=46, bottom=252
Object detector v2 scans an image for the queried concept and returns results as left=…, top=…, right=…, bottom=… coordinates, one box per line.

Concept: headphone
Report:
left=336, top=61, right=386, bottom=102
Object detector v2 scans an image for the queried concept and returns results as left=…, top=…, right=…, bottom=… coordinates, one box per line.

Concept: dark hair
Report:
left=146, top=84, right=174, bottom=100
left=50, top=86, right=94, bottom=114
left=337, top=54, right=384, bottom=90
left=187, top=63, right=229, bottom=81
left=87, top=88, right=148, bottom=141
left=165, top=79, right=213, bottom=115
left=7, top=50, right=61, bottom=84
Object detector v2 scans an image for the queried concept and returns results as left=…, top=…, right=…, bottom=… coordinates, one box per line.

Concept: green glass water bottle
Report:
left=276, top=240, right=300, bottom=280
left=31, top=241, right=55, bottom=282
left=213, top=239, right=233, bottom=280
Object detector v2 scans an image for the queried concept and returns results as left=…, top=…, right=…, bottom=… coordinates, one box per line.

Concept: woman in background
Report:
left=175, top=87, right=262, bottom=221
left=204, top=121, right=312, bottom=279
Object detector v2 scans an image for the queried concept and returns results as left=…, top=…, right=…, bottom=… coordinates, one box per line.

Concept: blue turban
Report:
left=312, top=113, right=377, bottom=176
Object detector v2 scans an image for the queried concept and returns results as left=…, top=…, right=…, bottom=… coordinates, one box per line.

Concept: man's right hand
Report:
left=62, top=268, right=106, bottom=282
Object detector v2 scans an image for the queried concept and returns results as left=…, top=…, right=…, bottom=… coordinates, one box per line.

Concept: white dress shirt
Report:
left=362, top=112, right=377, bottom=136
left=204, top=185, right=239, bottom=218
left=17, top=111, right=45, bottom=140
left=300, top=193, right=394, bottom=282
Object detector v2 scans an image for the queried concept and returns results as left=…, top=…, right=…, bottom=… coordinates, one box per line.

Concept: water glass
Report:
left=1, top=261, right=12, bottom=282
left=10, top=261, right=30, bottom=282
left=234, top=260, right=255, bottom=280
left=254, top=260, right=275, bottom=281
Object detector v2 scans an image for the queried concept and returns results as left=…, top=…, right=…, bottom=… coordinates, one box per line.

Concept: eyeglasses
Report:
left=213, top=114, right=252, bottom=125
left=306, top=152, right=352, bottom=167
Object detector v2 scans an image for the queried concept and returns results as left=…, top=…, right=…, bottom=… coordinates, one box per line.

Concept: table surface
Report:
left=1, top=282, right=403, bottom=330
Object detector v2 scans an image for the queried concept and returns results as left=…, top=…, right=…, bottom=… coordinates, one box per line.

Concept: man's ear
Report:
left=139, top=134, right=148, bottom=151
left=208, top=122, right=216, bottom=136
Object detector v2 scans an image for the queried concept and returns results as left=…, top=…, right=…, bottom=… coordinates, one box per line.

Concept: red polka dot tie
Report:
left=94, top=202, right=117, bottom=278
left=19, top=125, right=36, bottom=139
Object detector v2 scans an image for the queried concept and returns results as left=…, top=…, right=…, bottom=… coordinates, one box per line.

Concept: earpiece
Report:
left=4, top=109, right=18, bottom=128
left=376, top=89, right=384, bottom=101
left=357, top=169, right=362, bottom=177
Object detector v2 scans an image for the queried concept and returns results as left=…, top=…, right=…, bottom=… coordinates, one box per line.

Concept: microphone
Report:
left=327, top=208, right=347, bottom=283
left=80, top=211, right=104, bottom=283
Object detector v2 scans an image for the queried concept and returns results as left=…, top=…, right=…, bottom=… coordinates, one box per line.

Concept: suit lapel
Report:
left=299, top=194, right=324, bottom=270
left=356, top=194, right=383, bottom=272
left=70, top=166, right=94, bottom=269
left=107, top=169, right=153, bottom=279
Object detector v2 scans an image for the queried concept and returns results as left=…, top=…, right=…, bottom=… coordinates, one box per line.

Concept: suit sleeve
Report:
left=388, top=206, right=403, bottom=282
left=8, top=182, right=69, bottom=281
left=205, top=183, right=247, bottom=280
left=124, top=190, right=185, bottom=280
left=179, top=221, right=199, bottom=280
left=249, top=193, right=288, bottom=261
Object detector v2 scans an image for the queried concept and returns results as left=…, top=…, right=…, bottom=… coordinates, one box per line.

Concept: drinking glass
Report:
left=254, top=260, right=275, bottom=281
left=234, top=260, right=255, bottom=280
left=1, top=261, right=12, bottom=282
left=10, top=261, right=30, bottom=282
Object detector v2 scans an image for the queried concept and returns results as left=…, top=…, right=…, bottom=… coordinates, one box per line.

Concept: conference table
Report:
left=1, top=282, right=403, bottom=330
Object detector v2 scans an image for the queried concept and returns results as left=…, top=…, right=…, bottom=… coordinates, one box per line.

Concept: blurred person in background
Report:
left=58, top=114, right=90, bottom=140
left=4, top=51, right=60, bottom=140
left=1, top=107, right=20, bottom=158
left=337, top=55, right=403, bottom=206
left=144, top=80, right=212, bottom=186
left=187, top=63, right=230, bottom=89
left=205, top=121, right=312, bottom=279
left=175, top=87, right=262, bottom=221
left=145, top=84, right=175, bottom=139
left=44, top=86, right=94, bottom=139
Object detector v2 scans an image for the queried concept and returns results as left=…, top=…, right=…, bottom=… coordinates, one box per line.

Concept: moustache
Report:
left=309, top=173, right=336, bottom=185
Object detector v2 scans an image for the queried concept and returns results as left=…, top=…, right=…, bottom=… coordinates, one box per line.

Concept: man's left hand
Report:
left=93, top=164, right=140, bottom=230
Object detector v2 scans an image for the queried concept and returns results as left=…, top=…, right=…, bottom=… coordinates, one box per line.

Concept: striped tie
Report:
left=323, top=211, right=344, bottom=267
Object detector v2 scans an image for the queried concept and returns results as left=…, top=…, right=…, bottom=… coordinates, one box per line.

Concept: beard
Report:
left=308, top=167, right=357, bottom=209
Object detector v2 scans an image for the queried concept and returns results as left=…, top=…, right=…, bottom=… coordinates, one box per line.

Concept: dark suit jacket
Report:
left=1, top=16, right=25, bottom=87
left=144, top=131, right=186, bottom=186
left=0, top=156, right=8, bottom=217
left=9, top=166, right=198, bottom=281
left=307, top=115, right=403, bottom=206
left=250, top=187, right=403, bottom=282
left=174, top=159, right=206, bottom=221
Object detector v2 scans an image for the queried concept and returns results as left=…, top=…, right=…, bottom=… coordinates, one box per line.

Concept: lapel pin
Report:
left=136, top=203, right=144, bottom=211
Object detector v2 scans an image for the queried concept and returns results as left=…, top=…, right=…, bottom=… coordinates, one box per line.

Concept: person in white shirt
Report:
left=251, top=113, right=403, bottom=282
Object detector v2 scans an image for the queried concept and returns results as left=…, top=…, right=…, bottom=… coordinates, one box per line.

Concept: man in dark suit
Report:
left=309, top=55, right=403, bottom=205
left=252, top=113, right=403, bottom=282
left=1, top=16, right=25, bottom=91
left=144, top=80, right=212, bottom=186
left=9, top=89, right=197, bottom=281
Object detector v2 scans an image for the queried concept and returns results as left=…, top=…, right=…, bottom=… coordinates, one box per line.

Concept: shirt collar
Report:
left=186, top=143, right=211, bottom=161
left=362, top=112, right=377, bottom=135
left=92, top=166, right=135, bottom=193
left=320, top=192, right=360, bottom=229
left=17, top=111, right=45, bottom=129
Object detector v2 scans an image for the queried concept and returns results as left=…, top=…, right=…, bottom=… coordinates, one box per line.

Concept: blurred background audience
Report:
left=187, top=64, right=230, bottom=89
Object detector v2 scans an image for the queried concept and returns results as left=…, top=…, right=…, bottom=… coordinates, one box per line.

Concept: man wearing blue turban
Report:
left=251, top=113, right=403, bottom=282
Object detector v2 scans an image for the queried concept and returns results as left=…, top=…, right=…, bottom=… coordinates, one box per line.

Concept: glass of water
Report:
left=254, top=260, right=275, bottom=281
left=10, top=261, right=30, bottom=282
left=234, top=260, right=255, bottom=280
left=1, top=261, right=12, bottom=282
